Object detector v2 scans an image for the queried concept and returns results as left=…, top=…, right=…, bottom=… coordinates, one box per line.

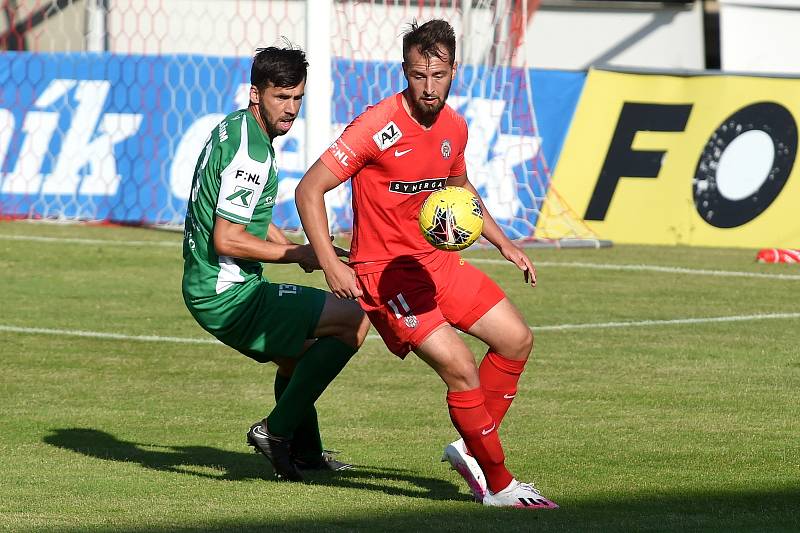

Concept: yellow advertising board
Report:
left=543, top=69, right=800, bottom=248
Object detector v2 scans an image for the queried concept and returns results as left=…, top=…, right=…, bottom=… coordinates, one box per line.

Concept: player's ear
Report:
left=249, top=85, right=260, bottom=105
left=451, top=61, right=458, bottom=81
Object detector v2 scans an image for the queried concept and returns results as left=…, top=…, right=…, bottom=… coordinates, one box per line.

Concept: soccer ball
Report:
left=419, top=186, right=483, bottom=251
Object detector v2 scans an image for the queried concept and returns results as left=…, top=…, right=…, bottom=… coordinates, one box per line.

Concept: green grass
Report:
left=1, top=220, right=798, bottom=532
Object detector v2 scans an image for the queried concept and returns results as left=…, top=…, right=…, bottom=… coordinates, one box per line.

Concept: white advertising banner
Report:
left=720, top=0, right=800, bottom=74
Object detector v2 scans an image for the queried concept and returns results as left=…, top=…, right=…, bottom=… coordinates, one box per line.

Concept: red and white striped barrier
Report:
left=756, top=248, right=800, bottom=263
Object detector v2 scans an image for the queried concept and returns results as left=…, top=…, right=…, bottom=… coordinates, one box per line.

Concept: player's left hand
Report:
left=500, top=243, right=537, bottom=287
left=299, top=236, right=350, bottom=273
left=328, top=235, right=350, bottom=261
left=333, top=244, right=350, bottom=260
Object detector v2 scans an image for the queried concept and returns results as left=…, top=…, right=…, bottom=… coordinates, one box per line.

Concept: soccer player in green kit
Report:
left=182, top=46, right=370, bottom=482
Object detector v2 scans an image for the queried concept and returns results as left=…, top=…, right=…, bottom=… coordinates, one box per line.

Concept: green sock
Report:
left=274, top=372, right=323, bottom=462
left=267, top=337, right=356, bottom=440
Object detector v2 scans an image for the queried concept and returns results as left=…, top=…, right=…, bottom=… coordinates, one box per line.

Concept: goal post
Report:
left=0, top=0, right=602, bottom=246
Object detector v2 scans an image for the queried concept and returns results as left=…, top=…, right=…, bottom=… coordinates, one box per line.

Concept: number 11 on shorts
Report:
left=387, top=293, right=412, bottom=318
left=387, top=293, right=419, bottom=328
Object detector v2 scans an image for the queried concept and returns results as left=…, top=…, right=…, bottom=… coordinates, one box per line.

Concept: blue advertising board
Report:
left=0, top=52, right=584, bottom=236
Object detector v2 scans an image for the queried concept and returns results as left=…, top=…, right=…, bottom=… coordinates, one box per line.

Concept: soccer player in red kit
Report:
left=295, top=19, right=557, bottom=509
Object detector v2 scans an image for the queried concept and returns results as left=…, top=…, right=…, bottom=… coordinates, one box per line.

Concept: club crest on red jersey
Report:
left=441, top=139, right=451, bottom=159
left=373, top=121, right=402, bottom=151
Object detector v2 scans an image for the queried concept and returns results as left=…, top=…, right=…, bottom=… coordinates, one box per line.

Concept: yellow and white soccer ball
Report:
left=419, top=186, right=484, bottom=251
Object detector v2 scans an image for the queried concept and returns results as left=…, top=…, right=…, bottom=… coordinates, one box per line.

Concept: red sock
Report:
left=447, top=388, right=514, bottom=493
left=479, top=351, right=526, bottom=427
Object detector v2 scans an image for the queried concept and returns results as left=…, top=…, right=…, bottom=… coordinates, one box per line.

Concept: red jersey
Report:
left=320, top=92, right=468, bottom=274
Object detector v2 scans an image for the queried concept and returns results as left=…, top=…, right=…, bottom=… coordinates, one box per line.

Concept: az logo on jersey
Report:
left=373, top=121, right=402, bottom=151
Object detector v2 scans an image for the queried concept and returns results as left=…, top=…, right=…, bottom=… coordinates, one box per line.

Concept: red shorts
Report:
left=357, top=252, right=505, bottom=358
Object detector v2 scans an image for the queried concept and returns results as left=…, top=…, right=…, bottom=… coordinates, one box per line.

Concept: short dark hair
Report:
left=250, top=45, right=308, bottom=90
left=402, top=19, right=456, bottom=66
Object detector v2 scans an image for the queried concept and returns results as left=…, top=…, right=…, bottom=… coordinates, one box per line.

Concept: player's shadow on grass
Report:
left=44, top=428, right=462, bottom=501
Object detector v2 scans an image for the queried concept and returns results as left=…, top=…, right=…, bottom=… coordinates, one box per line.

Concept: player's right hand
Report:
left=499, top=242, right=537, bottom=287
left=297, top=244, right=322, bottom=273
left=323, top=260, right=362, bottom=300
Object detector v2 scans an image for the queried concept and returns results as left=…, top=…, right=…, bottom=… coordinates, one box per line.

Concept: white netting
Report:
left=0, top=0, right=598, bottom=243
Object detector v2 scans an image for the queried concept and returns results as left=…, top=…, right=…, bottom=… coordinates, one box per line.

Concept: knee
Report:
left=334, top=305, right=370, bottom=350
left=351, top=311, right=370, bottom=348
left=523, top=327, right=534, bottom=354
left=503, top=324, right=533, bottom=361
left=441, top=360, right=480, bottom=391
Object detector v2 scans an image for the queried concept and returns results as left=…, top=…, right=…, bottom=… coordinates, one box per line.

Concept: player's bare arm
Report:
left=295, top=159, right=363, bottom=299
left=266, top=222, right=349, bottom=273
left=266, top=222, right=292, bottom=245
left=214, top=217, right=326, bottom=270
left=267, top=222, right=314, bottom=272
left=448, top=174, right=537, bottom=287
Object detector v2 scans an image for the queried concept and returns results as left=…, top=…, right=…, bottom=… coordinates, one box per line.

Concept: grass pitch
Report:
left=1, top=220, right=798, bottom=532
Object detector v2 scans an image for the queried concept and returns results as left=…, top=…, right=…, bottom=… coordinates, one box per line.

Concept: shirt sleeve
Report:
left=319, top=108, right=382, bottom=182
left=214, top=119, right=271, bottom=224
left=216, top=154, right=270, bottom=224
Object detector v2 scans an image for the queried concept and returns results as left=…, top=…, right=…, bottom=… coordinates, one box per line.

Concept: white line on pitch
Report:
left=531, top=312, right=800, bottom=331
left=0, top=325, right=220, bottom=344
left=470, top=258, right=800, bottom=281
left=2, top=233, right=798, bottom=281
left=0, top=234, right=179, bottom=247
left=3, top=312, right=799, bottom=345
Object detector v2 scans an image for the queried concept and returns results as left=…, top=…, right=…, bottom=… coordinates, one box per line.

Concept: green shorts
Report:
left=185, top=279, right=327, bottom=363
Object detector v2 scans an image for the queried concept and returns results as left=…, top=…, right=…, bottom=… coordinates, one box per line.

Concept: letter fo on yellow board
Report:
left=541, top=69, right=800, bottom=248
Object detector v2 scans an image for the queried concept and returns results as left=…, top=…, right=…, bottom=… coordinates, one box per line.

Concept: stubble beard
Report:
left=415, top=98, right=445, bottom=123
left=259, top=101, right=284, bottom=139
left=414, top=78, right=451, bottom=124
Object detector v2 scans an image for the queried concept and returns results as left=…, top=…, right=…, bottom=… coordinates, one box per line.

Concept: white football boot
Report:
left=482, top=479, right=559, bottom=509
left=441, top=438, right=488, bottom=502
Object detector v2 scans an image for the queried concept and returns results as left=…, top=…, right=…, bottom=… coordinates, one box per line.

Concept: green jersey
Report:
left=180, top=109, right=327, bottom=362
left=182, top=109, right=279, bottom=300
